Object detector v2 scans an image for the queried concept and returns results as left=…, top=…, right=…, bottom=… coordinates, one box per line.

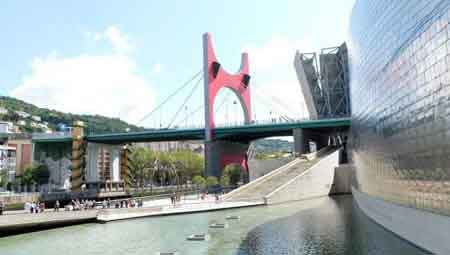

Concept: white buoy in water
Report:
left=156, top=252, right=178, bottom=255
left=226, top=215, right=240, bottom=220
left=209, top=223, right=229, bottom=228
left=186, top=234, right=209, bottom=241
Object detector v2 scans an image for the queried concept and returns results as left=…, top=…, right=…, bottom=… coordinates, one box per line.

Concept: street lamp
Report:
left=233, top=100, right=237, bottom=125
left=185, top=106, right=188, bottom=127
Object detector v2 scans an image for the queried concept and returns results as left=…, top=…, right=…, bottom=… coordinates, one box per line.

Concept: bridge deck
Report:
left=33, top=118, right=350, bottom=144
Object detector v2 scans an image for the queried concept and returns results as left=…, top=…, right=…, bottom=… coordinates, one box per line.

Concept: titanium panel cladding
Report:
left=349, top=0, right=450, bottom=216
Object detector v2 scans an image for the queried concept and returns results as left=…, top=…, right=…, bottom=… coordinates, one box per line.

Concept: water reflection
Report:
left=0, top=196, right=430, bottom=255
left=243, top=196, right=430, bottom=255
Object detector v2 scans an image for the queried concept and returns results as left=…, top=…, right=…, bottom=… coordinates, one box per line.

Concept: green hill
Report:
left=0, top=96, right=143, bottom=134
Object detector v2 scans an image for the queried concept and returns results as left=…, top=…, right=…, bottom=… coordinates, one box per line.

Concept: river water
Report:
left=0, top=195, right=429, bottom=255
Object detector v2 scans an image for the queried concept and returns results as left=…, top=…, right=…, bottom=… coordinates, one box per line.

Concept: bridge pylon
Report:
left=203, top=33, right=252, bottom=179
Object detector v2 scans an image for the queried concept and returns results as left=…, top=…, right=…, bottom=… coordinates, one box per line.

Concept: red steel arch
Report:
left=203, top=33, right=252, bottom=140
left=203, top=33, right=252, bottom=179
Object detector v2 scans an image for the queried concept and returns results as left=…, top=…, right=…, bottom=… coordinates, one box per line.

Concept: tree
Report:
left=206, top=176, right=219, bottom=188
left=129, top=147, right=155, bottom=191
left=0, top=169, right=8, bottom=188
left=153, top=153, right=177, bottom=186
left=32, top=164, right=50, bottom=185
left=223, top=164, right=243, bottom=186
left=220, top=174, right=230, bottom=187
left=192, top=175, right=206, bottom=189
left=172, top=150, right=204, bottom=180
left=21, top=165, right=36, bottom=190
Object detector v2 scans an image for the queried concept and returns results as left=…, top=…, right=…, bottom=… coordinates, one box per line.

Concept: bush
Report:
left=223, top=164, right=243, bottom=185
left=220, top=174, right=230, bottom=187
left=21, top=164, right=50, bottom=186
left=192, top=175, right=206, bottom=188
left=206, top=176, right=219, bottom=187
left=5, top=202, right=25, bottom=211
left=32, top=164, right=50, bottom=185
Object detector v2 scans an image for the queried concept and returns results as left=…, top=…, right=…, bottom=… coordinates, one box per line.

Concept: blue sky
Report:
left=0, top=0, right=355, bottom=128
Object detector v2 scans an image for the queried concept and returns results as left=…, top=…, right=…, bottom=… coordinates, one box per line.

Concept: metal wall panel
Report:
left=349, top=0, right=450, bottom=216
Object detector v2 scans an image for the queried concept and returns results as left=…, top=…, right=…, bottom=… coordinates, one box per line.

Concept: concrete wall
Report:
left=248, top=157, right=294, bottom=181
left=353, top=187, right=450, bottom=255
left=265, top=149, right=341, bottom=204
left=0, top=193, right=39, bottom=204
left=34, top=142, right=72, bottom=190
left=329, top=163, right=353, bottom=195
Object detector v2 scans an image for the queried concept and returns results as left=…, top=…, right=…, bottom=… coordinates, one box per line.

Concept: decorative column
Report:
left=120, top=145, right=131, bottom=191
left=71, top=121, right=86, bottom=192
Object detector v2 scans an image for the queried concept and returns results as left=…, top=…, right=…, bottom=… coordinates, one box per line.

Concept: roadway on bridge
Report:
left=33, top=118, right=350, bottom=144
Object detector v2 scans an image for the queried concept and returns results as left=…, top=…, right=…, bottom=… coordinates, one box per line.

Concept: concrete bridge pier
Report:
left=293, top=128, right=329, bottom=155
left=293, top=128, right=349, bottom=156
left=205, top=141, right=250, bottom=182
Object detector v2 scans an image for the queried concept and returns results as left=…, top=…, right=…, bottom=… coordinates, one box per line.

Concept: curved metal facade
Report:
left=349, top=0, right=450, bottom=216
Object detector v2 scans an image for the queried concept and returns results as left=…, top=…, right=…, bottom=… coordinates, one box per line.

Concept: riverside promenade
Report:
left=97, top=197, right=262, bottom=222
left=0, top=195, right=263, bottom=236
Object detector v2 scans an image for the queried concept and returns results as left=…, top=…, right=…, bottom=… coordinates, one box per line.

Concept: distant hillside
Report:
left=253, top=139, right=293, bottom=153
left=0, top=96, right=143, bottom=134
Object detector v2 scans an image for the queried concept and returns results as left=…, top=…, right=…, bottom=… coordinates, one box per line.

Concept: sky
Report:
left=0, top=0, right=355, bottom=128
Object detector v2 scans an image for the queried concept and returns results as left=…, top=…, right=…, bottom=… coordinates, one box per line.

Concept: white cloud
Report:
left=92, top=25, right=133, bottom=54
left=12, top=54, right=154, bottom=124
left=243, top=35, right=314, bottom=120
left=150, top=63, right=163, bottom=74
left=11, top=27, right=155, bottom=125
left=243, top=35, right=315, bottom=72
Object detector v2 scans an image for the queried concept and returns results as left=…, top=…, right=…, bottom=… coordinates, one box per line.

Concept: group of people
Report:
left=200, top=191, right=222, bottom=202
left=25, top=201, right=46, bottom=213
left=70, top=199, right=97, bottom=211
left=101, top=198, right=144, bottom=209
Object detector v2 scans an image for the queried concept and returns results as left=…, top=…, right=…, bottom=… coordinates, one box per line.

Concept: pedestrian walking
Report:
left=55, top=200, right=60, bottom=212
left=0, top=201, right=4, bottom=215
left=39, top=202, right=45, bottom=213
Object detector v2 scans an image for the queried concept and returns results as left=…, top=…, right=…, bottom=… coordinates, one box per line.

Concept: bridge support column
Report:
left=293, top=128, right=308, bottom=156
left=294, top=128, right=331, bottom=156
left=205, top=141, right=250, bottom=183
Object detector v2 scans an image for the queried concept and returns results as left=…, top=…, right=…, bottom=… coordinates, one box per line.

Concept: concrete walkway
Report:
left=0, top=195, right=263, bottom=236
left=0, top=210, right=98, bottom=236
left=98, top=196, right=263, bottom=222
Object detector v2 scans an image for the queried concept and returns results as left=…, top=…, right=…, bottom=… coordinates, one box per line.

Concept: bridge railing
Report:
left=32, top=131, right=72, bottom=140
left=33, top=116, right=345, bottom=138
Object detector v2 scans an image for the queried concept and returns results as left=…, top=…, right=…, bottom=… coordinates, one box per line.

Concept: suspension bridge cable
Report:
left=252, top=85, right=298, bottom=117
left=166, top=75, right=203, bottom=128
left=252, top=88, right=292, bottom=115
left=214, top=90, right=232, bottom=113
left=137, top=70, right=203, bottom=124
left=174, top=104, right=204, bottom=127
